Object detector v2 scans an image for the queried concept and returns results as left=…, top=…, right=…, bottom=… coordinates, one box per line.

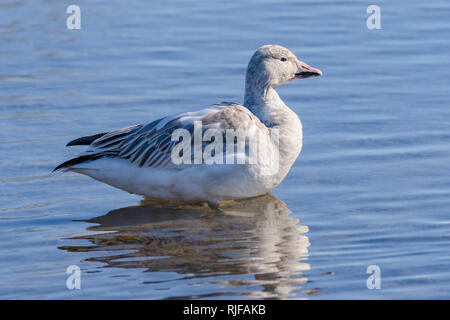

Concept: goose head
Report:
left=246, top=44, right=322, bottom=89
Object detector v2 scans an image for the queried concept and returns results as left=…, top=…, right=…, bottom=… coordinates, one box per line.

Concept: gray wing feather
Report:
left=75, top=103, right=265, bottom=170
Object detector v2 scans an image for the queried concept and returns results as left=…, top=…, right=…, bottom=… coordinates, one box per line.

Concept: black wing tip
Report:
left=66, top=140, right=79, bottom=147
left=53, top=160, right=72, bottom=172
left=66, top=133, right=108, bottom=147
left=52, top=163, right=66, bottom=172
left=52, top=154, right=106, bottom=172
left=53, top=158, right=80, bottom=172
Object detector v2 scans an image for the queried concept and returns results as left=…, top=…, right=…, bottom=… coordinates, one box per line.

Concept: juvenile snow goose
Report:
left=54, top=45, right=322, bottom=201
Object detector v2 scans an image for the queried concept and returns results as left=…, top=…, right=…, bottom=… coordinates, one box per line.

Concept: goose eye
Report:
left=280, top=57, right=287, bottom=62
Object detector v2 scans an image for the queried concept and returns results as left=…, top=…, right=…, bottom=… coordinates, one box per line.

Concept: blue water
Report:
left=1, top=0, right=450, bottom=299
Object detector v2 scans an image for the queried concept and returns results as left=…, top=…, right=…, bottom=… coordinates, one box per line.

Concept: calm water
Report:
left=1, top=0, right=450, bottom=299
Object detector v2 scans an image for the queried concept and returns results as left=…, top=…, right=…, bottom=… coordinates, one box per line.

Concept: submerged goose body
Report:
left=55, top=45, right=322, bottom=201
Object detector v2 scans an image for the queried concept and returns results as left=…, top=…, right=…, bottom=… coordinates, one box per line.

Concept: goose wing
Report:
left=54, top=103, right=267, bottom=171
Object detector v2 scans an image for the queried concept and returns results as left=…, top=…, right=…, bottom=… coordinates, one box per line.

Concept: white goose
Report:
left=54, top=45, right=322, bottom=202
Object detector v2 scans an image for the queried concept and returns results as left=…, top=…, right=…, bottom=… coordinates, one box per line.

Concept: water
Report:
left=1, top=0, right=449, bottom=299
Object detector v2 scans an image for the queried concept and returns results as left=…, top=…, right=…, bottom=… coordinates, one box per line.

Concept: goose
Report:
left=54, top=44, right=322, bottom=202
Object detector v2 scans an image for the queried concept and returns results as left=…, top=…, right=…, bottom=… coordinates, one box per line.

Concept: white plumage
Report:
left=54, top=45, right=322, bottom=201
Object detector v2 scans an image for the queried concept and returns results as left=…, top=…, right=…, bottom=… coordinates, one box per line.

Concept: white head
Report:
left=245, top=44, right=322, bottom=90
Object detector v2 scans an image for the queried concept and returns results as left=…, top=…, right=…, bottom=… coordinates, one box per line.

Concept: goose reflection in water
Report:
left=60, top=194, right=312, bottom=299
